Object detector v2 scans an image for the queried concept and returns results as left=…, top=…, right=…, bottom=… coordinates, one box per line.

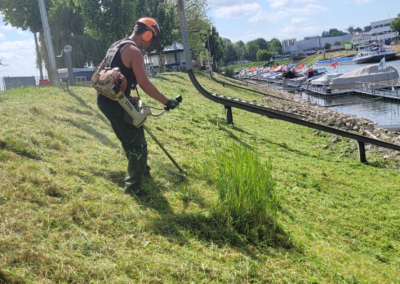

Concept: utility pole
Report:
left=38, top=0, right=59, bottom=87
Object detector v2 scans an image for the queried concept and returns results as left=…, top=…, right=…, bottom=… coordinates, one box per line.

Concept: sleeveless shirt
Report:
left=97, top=38, right=138, bottom=103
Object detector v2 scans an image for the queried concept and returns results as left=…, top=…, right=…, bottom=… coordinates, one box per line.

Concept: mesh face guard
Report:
left=146, top=25, right=161, bottom=53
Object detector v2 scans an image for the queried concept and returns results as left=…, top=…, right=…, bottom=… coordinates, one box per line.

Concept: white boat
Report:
left=352, top=43, right=396, bottom=64
left=330, top=64, right=399, bottom=90
left=311, top=73, right=344, bottom=87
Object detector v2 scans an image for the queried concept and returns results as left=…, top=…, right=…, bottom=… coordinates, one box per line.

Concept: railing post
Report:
left=357, top=141, right=367, bottom=163
left=225, top=105, right=233, bottom=124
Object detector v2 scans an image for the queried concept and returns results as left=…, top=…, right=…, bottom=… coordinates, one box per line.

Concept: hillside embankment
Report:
left=1, top=72, right=400, bottom=283
left=232, top=76, right=400, bottom=163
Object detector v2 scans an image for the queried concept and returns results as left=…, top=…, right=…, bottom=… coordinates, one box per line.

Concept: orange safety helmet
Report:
left=136, top=17, right=160, bottom=42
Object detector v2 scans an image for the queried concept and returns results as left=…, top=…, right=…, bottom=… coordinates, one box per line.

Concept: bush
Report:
left=324, top=43, right=332, bottom=50
left=256, top=49, right=272, bottom=62
left=211, top=142, right=281, bottom=238
left=224, top=67, right=234, bottom=78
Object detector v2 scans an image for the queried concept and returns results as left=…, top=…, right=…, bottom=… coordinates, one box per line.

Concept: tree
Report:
left=354, top=27, right=363, bottom=33
left=179, top=0, right=211, bottom=60
left=364, top=25, right=372, bottom=32
left=49, top=2, right=108, bottom=69
left=324, top=43, right=332, bottom=50
left=245, top=40, right=259, bottom=61
left=222, top=38, right=238, bottom=65
left=390, top=18, right=400, bottom=44
left=73, top=0, right=136, bottom=43
left=0, top=0, right=52, bottom=81
left=254, top=38, right=269, bottom=51
left=256, top=50, right=272, bottom=62
left=347, top=25, right=355, bottom=34
left=205, top=26, right=224, bottom=68
left=269, top=38, right=283, bottom=55
left=234, top=41, right=246, bottom=60
left=333, top=41, right=342, bottom=46
left=322, top=28, right=347, bottom=37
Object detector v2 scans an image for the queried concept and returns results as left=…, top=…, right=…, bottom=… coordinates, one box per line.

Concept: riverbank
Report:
left=1, top=72, right=400, bottom=282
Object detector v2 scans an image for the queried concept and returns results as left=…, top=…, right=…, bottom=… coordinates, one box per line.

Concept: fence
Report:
left=2, top=76, right=37, bottom=90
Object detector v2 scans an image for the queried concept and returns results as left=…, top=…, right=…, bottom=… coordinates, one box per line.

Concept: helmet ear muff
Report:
left=142, top=30, right=153, bottom=42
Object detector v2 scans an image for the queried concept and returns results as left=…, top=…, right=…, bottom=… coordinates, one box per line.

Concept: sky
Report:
left=208, top=0, right=400, bottom=42
left=0, top=0, right=400, bottom=80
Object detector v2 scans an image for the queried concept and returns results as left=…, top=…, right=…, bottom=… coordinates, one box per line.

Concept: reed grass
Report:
left=209, top=142, right=282, bottom=244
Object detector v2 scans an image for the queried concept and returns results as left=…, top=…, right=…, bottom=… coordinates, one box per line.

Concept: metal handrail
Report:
left=177, top=0, right=400, bottom=163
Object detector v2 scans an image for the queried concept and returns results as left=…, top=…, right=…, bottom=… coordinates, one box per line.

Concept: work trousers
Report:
left=98, top=100, right=149, bottom=193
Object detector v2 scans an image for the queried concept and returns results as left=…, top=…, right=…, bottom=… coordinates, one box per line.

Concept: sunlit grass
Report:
left=0, top=73, right=400, bottom=283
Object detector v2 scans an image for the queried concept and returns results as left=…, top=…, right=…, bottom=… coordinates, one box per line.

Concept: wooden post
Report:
left=225, top=105, right=233, bottom=124
left=357, top=141, right=367, bottom=163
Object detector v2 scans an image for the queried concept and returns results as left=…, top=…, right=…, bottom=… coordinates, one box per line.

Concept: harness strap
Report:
left=104, top=39, right=137, bottom=68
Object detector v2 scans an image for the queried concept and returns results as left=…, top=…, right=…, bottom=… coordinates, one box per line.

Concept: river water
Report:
left=298, top=60, right=400, bottom=128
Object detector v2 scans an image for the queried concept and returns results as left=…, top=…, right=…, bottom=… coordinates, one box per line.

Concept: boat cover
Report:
left=330, top=64, right=399, bottom=90
left=311, top=73, right=344, bottom=85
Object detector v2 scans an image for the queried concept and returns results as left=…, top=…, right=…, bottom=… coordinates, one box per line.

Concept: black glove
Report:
left=165, top=98, right=180, bottom=110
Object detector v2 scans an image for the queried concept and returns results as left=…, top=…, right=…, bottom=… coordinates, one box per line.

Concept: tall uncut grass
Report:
left=211, top=142, right=281, bottom=240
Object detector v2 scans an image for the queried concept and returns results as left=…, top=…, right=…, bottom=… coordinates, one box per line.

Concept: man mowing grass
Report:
left=97, top=18, right=180, bottom=197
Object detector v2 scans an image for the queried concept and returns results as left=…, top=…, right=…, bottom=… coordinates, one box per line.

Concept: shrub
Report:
left=224, top=67, right=234, bottom=78
left=211, top=142, right=281, bottom=238
left=256, top=49, right=272, bottom=62
left=324, top=43, right=332, bottom=50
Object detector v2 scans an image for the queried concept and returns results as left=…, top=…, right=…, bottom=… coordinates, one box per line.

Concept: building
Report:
left=226, top=60, right=249, bottom=67
left=351, top=32, right=372, bottom=45
left=371, top=14, right=400, bottom=41
left=146, top=41, right=186, bottom=73
left=282, top=34, right=353, bottom=54
left=282, top=38, right=296, bottom=49
left=58, top=67, right=95, bottom=82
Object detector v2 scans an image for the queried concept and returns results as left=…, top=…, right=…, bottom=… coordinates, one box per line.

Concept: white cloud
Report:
left=214, top=3, right=261, bottom=18
left=286, top=4, right=328, bottom=14
left=356, top=0, right=372, bottom=4
left=291, top=18, right=307, bottom=24
left=0, top=33, right=4, bottom=40
left=208, top=0, right=248, bottom=8
left=267, top=0, right=315, bottom=8
left=0, top=25, right=13, bottom=31
left=17, top=30, right=28, bottom=36
left=249, top=4, right=327, bottom=22
left=0, top=40, right=35, bottom=53
left=0, top=53, right=23, bottom=60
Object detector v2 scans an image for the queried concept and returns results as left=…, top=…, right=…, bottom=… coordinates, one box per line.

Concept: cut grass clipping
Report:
left=208, top=142, right=287, bottom=246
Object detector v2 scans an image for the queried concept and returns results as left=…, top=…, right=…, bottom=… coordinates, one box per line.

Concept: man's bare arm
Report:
left=123, top=46, right=168, bottom=104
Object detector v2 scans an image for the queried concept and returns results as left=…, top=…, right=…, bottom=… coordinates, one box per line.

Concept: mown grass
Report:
left=0, top=72, right=400, bottom=283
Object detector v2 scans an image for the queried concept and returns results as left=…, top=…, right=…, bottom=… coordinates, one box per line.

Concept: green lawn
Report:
left=0, top=72, right=399, bottom=283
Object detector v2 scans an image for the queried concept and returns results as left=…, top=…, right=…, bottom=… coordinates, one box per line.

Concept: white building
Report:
left=351, top=32, right=372, bottom=45
left=282, top=34, right=353, bottom=54
left=371, top=14, right=400, bottom=41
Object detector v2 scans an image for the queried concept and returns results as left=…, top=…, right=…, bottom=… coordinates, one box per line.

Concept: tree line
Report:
left=221, top=38, right=283, bottom=65
left=0, top=0, right=215, bottom=80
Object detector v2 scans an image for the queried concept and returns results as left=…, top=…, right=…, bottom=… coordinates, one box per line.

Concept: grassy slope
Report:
left=1, top=72, right=400, bottom=283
